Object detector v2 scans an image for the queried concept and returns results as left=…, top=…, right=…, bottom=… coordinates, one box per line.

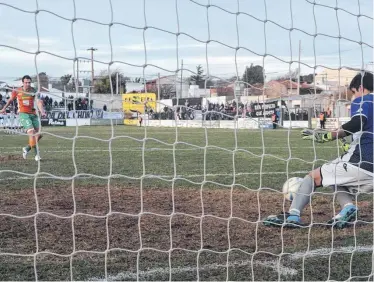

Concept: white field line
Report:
left=0, top=147, right=337, bottom=152
left=0, top=129, right=307, bottom=134
left=288, top=245, right=374, bottom=260
left=89, top=245, right=373, bottom=281
left=90, top=260, right=297, bottom=281
left=0, top=171, right=309, bottom=182
left=0, top=146, right=340, bottom=154
left=0, top=146, right=340, bottom=149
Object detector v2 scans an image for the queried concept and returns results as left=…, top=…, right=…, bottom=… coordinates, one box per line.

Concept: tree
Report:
left=275, top=69, right=298, bottom=81
left=275, top=69, right=315, bottom=84
left=189, top=65, right=214, bottom=89
left=31, top=72, right=49, bottom=90
left=300, top=73, right=314, bottom=84
left=146, top=81, right=175, bottom=99
left=94, top=69, right=127, bottom=94
left=52, top=74, right=82, bottom=92
left=242, top=64, right=264, bottom=85
left=160, top=84, right=175, bottom=99
left=66, top=77, right=82, bottom=92
left=190, top=65, right=204, bottom=86
left=60, top=74, right=72, bottom=86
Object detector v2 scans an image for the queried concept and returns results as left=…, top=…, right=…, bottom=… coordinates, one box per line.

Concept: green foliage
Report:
left=189, top=65, right=214, bottom=89
left=242, top=64, right=264, bottom=85
left=32, top=72, right=49, bottom=90
left=94, top=70, right=127, bottom=94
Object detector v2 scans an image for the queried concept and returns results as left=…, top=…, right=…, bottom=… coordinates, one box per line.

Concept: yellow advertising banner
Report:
left=122, top=93, right=156, bottom=114
left=122, top=93, right=156, bottom=126
left=124, top=119, right=139, bottom=126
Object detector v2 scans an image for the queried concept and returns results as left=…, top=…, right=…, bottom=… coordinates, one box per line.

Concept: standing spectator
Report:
left=138, top=111, right=143, bottom=127
left=0, top=94, right=6, bottom=110
left=0, top=94, right=6, bottom=124
left=327, top=107, right=332, bottom=118
left=319, top=111, right=326, bottom=129
left=271, top=111, right=278, bottom=129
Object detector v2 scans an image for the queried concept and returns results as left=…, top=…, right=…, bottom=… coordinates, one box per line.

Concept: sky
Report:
left=0, top=0, right=373, bottom=82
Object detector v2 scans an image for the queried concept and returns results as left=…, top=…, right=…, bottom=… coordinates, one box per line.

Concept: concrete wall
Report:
left=90, top=94, right=123, bottom=110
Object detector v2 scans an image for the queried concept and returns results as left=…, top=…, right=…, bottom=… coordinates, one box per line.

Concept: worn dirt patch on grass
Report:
left=0, top=154, right=24, bottom=162
left=0, top=185, right=372, bottom=281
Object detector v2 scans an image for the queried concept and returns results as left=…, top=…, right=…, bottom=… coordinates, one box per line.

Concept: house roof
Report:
left=279, top=80, right=299, bottom=89
left=300, top=82, right=324, bottom=90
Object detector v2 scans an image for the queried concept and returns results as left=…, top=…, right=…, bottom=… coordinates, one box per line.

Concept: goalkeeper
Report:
left=263, top=72, right=373, bottom=229
left=0, top=75, right=46, bottom=161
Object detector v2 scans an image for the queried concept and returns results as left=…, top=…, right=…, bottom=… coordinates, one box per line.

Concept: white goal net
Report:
left=0, top=0, right=373, bottom=281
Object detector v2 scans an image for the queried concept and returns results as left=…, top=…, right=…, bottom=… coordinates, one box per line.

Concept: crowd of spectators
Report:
left=151, top=99, right=310, bottom=121
left=39, top=95, right=94, bottom=111
left=0, top=93, right=95, bottom=114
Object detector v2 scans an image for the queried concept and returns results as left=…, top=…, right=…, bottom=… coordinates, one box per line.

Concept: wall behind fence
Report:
left=1, top=113, right=350, bottom=131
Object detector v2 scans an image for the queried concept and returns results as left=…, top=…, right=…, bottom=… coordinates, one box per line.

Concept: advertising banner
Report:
left=172, top=97, right=202, bottom=107
left=122, top=93, right=157, bottom=114
left=249, top=100, right=287, bottom=118
left=41, top=118, right=66, bottom=126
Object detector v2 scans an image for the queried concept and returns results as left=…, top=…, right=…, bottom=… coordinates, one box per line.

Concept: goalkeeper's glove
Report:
left=302, top=131, right=333, bottom=143
left=339, top=138, right=350, bottom=153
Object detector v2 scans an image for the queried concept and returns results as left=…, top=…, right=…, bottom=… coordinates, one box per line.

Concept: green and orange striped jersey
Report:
left=11, top=87, right=39, bottom=114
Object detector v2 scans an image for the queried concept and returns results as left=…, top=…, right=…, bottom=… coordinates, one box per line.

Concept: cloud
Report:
left=2, top=34, right=60, bottom=49
left=118, top=43, right=209, bottom=51
left=16, top=36, right=59, bottom=46
left=0, top=41, right=358, bottom=79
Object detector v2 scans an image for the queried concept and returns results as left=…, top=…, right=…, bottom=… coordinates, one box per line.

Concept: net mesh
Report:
left=0, top=0, right=373, bottom=281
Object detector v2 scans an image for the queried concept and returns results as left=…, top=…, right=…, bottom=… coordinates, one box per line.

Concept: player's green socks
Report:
left=289, top=175, right=314, bottom=216
left=25, top=145, right=31, bottom=152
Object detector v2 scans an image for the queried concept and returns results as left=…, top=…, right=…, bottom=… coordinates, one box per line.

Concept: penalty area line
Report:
left=89, top=245, right=373, bottom=281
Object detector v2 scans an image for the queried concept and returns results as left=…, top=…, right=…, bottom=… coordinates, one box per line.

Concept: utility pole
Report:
left=116, top=72, right=119, bottom=95
left=87, top=47, right=97, bottom=93
left=325, top=73, right=328, bottom=91
left=76, top=59, right=79, bottom=90
left=180, top=59, right=183, bottom=99
left=157, top=73, right=161, bottom=101
left=297, top=40, right=301, bottom=96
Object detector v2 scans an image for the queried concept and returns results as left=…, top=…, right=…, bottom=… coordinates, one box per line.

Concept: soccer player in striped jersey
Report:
left=0, top=75, right=46, bottom=161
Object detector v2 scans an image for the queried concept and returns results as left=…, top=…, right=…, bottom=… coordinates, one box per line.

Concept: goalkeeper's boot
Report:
left=327, top=204, right=358, bottom=229
left=263, top=212, right=305, bottom=228
left=301, top=128, right=314, bottom=136
left=22, top=147, right=29, bottom=159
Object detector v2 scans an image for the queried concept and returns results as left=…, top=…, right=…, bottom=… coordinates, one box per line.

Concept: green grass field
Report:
left=0, top=125, right=372, bottom=281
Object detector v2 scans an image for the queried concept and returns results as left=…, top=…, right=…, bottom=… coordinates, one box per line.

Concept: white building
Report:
left=315, top=67, right=360, bottom=89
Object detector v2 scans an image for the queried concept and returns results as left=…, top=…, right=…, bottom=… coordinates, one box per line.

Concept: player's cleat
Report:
left=263, top=212, right=306, bottom=228
left=22, top=147, right=28, bottom=159
left=327, top=205, right=358, bottom=229
left=35, top=155, right=41, bottom=162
